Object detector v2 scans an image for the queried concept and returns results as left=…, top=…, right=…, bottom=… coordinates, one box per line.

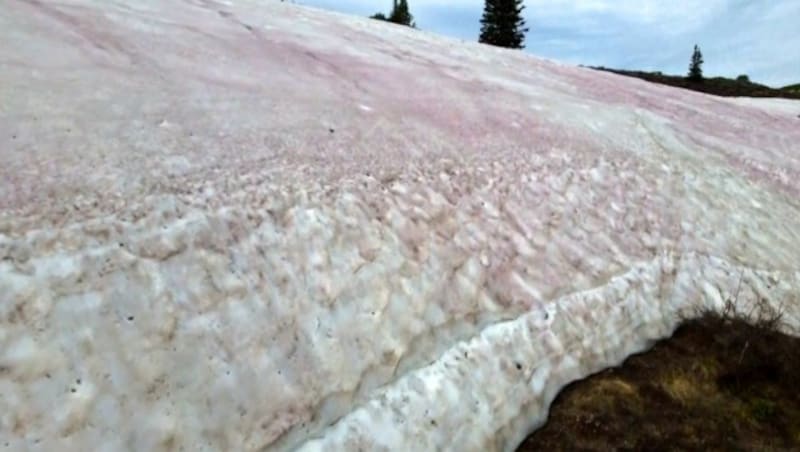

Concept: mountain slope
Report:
left=1, top=1, right=799, bottom=451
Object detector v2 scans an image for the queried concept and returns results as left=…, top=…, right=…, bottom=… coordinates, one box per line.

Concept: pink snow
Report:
left=1, top=1, right=799, bottom=452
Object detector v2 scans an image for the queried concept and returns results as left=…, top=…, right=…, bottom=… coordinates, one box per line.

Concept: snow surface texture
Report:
left=2, top=1, right=800, bottom=451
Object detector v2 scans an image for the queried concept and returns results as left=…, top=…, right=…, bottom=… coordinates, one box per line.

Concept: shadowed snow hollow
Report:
left=1, top=1, right=799, bottom=451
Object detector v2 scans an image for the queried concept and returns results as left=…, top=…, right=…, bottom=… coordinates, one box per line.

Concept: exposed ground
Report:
left=518, top=312, right=800, bottom=451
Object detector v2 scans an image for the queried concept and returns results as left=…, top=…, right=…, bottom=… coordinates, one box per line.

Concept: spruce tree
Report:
left=388, top=0, right=415, bottom=27
left=371, top=0, right=415, bottom=27
left=479, top=0, right=529, bottom=49
left=687, top=45, right=704, bottom=82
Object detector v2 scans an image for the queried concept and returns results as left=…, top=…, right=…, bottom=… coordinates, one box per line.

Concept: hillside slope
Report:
left=1, top=1, right=799, bottom=451
left=591, top=67, right=800, bottom=99
left=783, top=83, right=800, bottom=94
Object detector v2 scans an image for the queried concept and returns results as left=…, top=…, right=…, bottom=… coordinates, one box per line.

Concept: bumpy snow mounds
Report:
left=1, top=1, right=799, bottom=451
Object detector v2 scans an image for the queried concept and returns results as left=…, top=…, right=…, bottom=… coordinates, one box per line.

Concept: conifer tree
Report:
left=688, top=45, right=704, bottom=81
left=388, top=0, right=415, bottom=27
left=370, top=0, right=415, bottom=28
left=479, top=0, right=528, bottom=49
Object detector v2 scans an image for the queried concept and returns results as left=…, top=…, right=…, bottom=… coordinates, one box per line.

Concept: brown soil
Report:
left=517, top=314, right=800, bottom=452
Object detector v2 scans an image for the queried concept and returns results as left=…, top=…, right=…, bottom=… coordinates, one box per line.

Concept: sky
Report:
left=295, top=0, right=799, bottom=87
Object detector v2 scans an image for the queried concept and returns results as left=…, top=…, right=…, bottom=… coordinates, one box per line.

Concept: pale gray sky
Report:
left=297, top=0, right=799, bottom=87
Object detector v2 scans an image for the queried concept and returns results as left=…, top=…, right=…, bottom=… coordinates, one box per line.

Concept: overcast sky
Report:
left=296, top=0, right=799, bottom=87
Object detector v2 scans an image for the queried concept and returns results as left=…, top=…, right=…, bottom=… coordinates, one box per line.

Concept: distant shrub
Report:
left=589, top=67, right=800, bottom=99
left=736, top=74, right=750, bottom=83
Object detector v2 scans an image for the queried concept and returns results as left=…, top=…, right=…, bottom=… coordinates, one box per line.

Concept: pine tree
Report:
left=687, top=45, right=704, bottom=82
left=371, top=0, right=415, bottom=28
left=479, top=0, right=529, bottom=49
left=388, top=0, right=415, bottom=27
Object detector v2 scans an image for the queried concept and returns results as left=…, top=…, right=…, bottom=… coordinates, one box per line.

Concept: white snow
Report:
left=1, top=1, right=799, bottom=452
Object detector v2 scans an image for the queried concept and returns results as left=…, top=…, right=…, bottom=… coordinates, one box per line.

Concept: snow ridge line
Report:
left=293, top=251, right=800, bottom=451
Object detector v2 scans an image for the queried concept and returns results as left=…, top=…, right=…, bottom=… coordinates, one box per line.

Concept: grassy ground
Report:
left=517, top=311, right=800, bottom=451
left=589, top=67, right=800, bottom=100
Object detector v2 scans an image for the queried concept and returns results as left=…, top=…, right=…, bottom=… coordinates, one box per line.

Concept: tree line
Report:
left=371, top=1, right=708, bottom=82
left=371, top=0, right=527, bottom=49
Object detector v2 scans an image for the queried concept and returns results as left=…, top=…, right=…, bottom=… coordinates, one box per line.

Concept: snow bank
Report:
left=1, top=1, right=799, bottom=451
